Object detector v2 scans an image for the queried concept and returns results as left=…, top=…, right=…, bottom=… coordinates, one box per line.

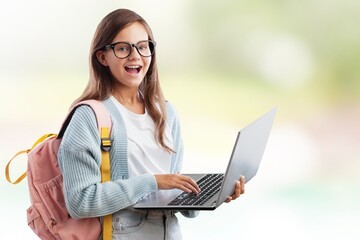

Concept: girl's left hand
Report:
left=225, top=176, right=245, bottom=203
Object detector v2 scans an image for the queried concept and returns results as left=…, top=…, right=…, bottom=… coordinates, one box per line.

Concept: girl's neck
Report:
left=113, top=89, right=145, bottom=114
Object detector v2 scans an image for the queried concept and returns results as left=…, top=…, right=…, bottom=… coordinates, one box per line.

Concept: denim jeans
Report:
left=111, top=208, right=182, bottom=240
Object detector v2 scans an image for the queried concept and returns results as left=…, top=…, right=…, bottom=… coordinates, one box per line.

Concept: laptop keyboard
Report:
left=168, top=174, right=224, bottom=206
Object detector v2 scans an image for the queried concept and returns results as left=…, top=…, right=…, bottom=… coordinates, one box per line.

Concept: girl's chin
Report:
left=115, top=78, right=144, bottom=88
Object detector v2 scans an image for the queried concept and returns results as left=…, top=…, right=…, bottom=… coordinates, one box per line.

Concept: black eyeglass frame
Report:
left=103, top=40, right=156, bottom=59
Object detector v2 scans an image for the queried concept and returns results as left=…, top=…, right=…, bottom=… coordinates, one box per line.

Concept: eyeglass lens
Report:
left=113, top=40, right=155, bottom=58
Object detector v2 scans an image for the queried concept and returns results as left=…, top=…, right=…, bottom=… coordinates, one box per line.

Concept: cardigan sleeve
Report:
left=58, top=105, right=158, bottom=218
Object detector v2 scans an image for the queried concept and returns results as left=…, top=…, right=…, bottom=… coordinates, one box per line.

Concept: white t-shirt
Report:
left=110, top=96, right=172, bottom=177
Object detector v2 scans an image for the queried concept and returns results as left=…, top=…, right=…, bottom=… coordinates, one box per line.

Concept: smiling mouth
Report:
left=125, top=65, right=142, bottom=74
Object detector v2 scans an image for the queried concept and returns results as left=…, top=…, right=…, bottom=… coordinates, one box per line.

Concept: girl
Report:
left=58, top=8, right=245, bottom=240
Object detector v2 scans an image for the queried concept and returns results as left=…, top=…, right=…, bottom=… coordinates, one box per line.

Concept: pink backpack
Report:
left=5, top=100, right=112, bottom=240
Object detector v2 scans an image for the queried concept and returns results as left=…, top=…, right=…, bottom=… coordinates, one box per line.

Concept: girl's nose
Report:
left=128, top=45, right=141, bottom=60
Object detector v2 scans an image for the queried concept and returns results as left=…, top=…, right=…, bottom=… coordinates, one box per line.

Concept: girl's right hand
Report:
left=154, top=174, right=200, bottom=194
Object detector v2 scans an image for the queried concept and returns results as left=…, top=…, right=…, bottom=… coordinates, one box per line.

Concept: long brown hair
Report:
left=74, top=9, right=172, bottom=152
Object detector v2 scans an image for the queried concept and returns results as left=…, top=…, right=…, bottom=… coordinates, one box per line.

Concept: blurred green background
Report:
left=1, top=0, right=359, bottom=239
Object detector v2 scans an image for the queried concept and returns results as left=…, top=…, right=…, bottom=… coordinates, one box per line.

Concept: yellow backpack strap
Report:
left=100, top=127, right=111, bottom=182
left=100, top=127, right=112, bottom=240
left=5, top=149, right=30, bottom=184
left=5, top=133, right=57, bottom=184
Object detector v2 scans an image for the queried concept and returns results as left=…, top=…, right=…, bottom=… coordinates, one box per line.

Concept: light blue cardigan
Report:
left=58, top=98, right=197, bottom=219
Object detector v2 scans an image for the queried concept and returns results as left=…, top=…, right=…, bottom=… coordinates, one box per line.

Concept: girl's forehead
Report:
left=113, top=22, right=149, bottom=42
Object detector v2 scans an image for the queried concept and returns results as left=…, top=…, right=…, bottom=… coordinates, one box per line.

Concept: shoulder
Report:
left=68, top=105, right=99, bottom=131
left=61, top=105, right=99, bottom=150
left=164, top=101, right=182, bottom=136
left=73, top=104, right=98, bottom=120
left=165, top=101, right=179, bottom=121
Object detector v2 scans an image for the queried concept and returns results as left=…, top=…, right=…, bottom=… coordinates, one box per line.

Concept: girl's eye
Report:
left=117, top=47, right=129, bottom=52
left=114, top=43, right=130, bottom=52
left=138, top=45, right=148, bottom=51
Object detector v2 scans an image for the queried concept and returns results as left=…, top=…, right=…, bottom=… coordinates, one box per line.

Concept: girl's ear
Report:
left=96, top=50, right=109, bottom=66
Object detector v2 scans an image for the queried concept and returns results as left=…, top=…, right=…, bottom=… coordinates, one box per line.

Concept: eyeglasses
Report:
left=103, top=40, right=156, bottom=59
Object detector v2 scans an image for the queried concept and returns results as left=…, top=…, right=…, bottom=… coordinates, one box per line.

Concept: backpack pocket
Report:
left=27, top=205, right=56, bottom=240
left=33, top=174, right=101, bottom=239
left=36, top=174, right=69, bottom=224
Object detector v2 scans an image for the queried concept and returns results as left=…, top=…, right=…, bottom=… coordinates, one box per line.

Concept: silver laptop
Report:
left=134, top=107, right=277, bottom=210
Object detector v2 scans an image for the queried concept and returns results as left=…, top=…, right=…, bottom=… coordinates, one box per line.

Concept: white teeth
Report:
left=126, top=65, right=140, bottom=69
